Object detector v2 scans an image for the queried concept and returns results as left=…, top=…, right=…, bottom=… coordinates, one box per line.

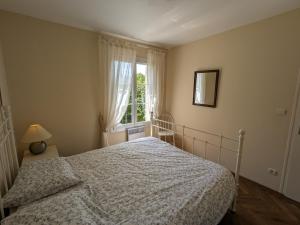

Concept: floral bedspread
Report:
left=2, top=137, right=235, bottom=225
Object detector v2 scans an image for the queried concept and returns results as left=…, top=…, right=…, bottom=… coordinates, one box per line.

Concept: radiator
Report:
left=126, top=125, right=145, bottom=141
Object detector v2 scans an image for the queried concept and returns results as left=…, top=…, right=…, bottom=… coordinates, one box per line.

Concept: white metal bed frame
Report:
left=0, top=105, right=19, bottom=219
left=150, top=112, right=245, bottom=212
left=0, top=106, right=244, bottom=219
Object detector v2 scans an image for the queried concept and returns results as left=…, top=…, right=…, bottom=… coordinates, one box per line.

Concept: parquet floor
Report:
left=219, top=177, right=300, bottom=225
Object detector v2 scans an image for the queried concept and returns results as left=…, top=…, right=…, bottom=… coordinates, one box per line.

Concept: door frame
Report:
left=280, top=69, right=300, bottom=193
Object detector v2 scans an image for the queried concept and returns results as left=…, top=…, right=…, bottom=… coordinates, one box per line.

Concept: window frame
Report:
left=118, top=58, right=148, bottom=130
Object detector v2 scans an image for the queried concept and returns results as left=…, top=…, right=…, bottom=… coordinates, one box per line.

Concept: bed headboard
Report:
left=0, top=105, right=19, bottom=218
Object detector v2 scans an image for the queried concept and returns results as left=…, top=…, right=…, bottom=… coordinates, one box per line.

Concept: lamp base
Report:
left=29, top=141, right=47, bottom=155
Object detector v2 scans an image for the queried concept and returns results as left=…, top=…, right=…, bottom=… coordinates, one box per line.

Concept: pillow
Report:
left=3, top=157, right=81, bottom=208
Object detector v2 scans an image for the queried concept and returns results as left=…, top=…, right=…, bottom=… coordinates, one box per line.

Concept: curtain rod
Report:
left=99, top=31, right=168, bottom=52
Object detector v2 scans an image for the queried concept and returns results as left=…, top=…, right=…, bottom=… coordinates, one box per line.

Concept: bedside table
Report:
left=22, top=145, right=59, bottom=163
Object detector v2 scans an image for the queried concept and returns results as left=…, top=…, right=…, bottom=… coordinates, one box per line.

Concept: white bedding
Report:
left=2, top=137, right=236, bottom=225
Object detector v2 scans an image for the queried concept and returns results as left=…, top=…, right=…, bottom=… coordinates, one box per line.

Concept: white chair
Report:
left=157, top=112, right=175, bottom=145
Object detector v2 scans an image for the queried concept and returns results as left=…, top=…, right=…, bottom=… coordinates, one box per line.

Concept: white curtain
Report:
left=145, top=49, right=166, bottom=120
left=100, top=38, right=136, bottom=131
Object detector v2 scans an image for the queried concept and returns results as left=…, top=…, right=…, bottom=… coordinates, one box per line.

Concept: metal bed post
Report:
left=218, top=135, right=223, bottom=163
left=232, top=129, right=245, bottom=212
left=204, top=141, right=207, bottom=159
left=5, top=105, right=19, bottom=174
left=181, top=125, right=185, bottom=150
left=150, top=111, right=154, bottom=137
left=0, top=105, right=19, bottom=219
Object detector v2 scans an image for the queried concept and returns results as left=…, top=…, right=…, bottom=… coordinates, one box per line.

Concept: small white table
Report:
left=22, top=145, right=59, bottom=163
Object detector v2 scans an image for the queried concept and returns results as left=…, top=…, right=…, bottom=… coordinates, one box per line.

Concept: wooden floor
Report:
left=219, top=177, right=300, bottom=225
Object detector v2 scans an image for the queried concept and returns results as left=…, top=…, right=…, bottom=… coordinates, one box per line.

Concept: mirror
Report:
left=193, top=69, right=219, bottom=107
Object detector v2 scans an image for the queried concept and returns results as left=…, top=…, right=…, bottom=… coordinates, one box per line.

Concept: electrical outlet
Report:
left=268, top=168, right=278, bottom=176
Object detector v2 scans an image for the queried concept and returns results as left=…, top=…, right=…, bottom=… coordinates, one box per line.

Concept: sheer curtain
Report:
left=100, top=38, right=136, bottom=131
left=145, top=49, right=166, bottom=120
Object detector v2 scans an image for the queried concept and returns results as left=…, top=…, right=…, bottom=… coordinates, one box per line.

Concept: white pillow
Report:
left=3, top=157, right=81, bottom=208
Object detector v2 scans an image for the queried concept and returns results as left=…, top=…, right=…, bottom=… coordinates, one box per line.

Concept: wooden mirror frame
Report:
left=192, top=69, right=220, bottom=108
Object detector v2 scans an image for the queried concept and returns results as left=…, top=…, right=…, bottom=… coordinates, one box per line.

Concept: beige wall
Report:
left=0, top=10, right=102, bottom=157
left=166, top=9, right=300, bottom=191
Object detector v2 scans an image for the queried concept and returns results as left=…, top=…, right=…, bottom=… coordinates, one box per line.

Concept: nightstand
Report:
left=22, top=145, right=59, bottom=163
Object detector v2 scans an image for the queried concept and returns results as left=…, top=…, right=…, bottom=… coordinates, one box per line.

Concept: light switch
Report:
left=276, top=108, right=287, bottom=116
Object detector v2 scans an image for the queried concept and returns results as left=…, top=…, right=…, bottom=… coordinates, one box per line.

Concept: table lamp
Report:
left=21, top=124, right=52, bottom=155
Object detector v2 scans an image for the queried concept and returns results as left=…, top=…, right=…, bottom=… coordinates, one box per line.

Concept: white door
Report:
left=284, top=81, right=300, bottom=202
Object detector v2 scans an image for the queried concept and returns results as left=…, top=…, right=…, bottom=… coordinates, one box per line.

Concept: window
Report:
left=121, top=63, right=147, bottom=125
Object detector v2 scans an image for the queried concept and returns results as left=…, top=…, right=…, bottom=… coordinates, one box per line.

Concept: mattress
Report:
left=2, top=137, right=236, bottom=225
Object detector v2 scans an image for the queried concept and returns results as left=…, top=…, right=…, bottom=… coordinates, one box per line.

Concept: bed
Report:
left=0, top=106, right=245, bottom=225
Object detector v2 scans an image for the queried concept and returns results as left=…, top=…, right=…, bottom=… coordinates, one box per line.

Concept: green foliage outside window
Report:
left=136, top=73, right=145, bottom=122
left=121, top=72, right=146, bottom=124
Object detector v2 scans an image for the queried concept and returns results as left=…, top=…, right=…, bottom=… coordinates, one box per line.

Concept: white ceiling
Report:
left=0, top=0, right=300, bottom=47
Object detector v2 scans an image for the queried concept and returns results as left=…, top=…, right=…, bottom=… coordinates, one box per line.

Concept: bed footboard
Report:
left=150, top=112, right=245, bottom=212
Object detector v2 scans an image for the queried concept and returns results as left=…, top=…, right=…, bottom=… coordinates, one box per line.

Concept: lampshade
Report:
left=21, top=124, right=52, bottom=143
